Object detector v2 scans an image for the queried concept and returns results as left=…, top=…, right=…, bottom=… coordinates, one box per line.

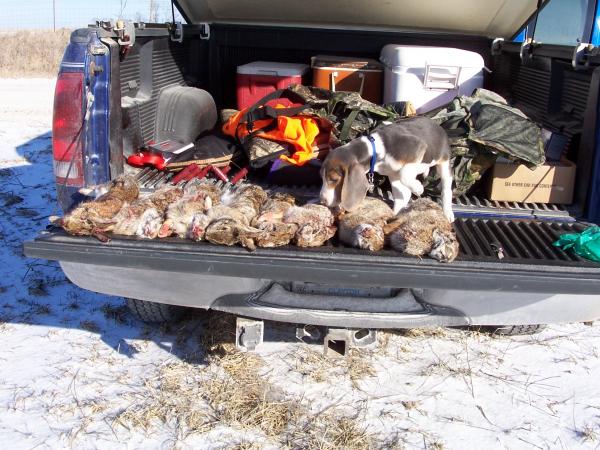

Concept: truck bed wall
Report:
left=492, top=50, right=598, bottom=214
left=119, top=34, right=208, bottom=157
left=116, top=24, right=598, bottom=218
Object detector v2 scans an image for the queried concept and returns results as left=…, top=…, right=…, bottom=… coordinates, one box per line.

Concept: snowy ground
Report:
left=1, top=78, right=600, bottom=449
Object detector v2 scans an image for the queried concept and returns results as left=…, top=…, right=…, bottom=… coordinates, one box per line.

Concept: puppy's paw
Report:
left=412, top=184, right=424, bottom=196
left=444, top=207, right=455, bottom=223
left=393, top=204, right=405, bottom=215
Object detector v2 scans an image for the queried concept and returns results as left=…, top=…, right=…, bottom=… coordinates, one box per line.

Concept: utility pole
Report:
left=52, top=0, right=56, bottom=31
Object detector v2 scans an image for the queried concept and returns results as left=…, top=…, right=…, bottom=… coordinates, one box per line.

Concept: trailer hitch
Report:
left=323, top=327, right=377, bottom=358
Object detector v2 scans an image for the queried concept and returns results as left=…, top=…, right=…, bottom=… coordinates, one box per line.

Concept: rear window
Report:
left=515, top=0, right=590, bottom=45
left=534, top=0, right=588, bottom=45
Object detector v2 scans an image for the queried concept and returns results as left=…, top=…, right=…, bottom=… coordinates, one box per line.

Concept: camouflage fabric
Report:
left=223, top=86, right=405, bottom=168
left=220, top=108, right=238, bottom=124
left=288, top=84, right=402, bottom=146
left=424, top=88, right=545, bottom=197
left=423, top=140, right=497, bottom=197
left=248, top=137, right=289, bottom=167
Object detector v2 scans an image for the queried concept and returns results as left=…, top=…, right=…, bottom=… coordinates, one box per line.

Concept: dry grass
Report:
left=287, top=413, right=376, bottom=450
left=100, top=303, right=129, bottom=324
left=199, top=312, right=300, bottom=438
left=0, top=323, right=15, bottom=333
left=199, top=310, right=238, bottom=356
left=202, top=360, right=297, bottom=437
left=0, top=29, right=71, bottom=77
left=118, top=312, right=298, bottom=440
left=397, top=327, right=448, bottom=338
left=401, top=400, right=420, bottom=411
left=116, top=355, right=296, bottom=440
left=576, top=424, right=598, bottom=442
left=79, top=320, right=100, bottom=333
left=289, top=347, right=376, bottom=388
left=227, top=443, right=264, bottom=450
left=116, top=361, right=214, bottom=437
left=420, top=359, right=472, bottom=378
left=117, top=312, right=381, bottom=447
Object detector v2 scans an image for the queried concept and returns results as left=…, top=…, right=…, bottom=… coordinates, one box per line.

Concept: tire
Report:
left=482, top=324, right=547, bottom=336
left=126, top=298, right=188, bottom=324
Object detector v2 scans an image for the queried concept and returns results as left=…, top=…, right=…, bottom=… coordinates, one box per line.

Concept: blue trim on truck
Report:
left=591, top=0, right=600, bottom=45
left=588, top=91, right=600, bottom=224
left=83, top=32, right=111, bottom=188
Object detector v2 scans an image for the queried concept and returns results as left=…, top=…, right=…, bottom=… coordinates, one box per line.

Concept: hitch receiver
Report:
left=323, top=327, right=377, bottom=358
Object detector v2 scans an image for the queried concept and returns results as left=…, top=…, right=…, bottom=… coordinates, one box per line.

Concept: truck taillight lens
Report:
left=52, top=72, right=84, bottom=186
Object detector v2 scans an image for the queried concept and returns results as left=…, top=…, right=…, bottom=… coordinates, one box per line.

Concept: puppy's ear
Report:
left=340, top=162, right=368, bottom=211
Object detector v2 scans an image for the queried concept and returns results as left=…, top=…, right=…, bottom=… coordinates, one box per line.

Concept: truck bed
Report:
left=24, top=212, right=600, bottom=295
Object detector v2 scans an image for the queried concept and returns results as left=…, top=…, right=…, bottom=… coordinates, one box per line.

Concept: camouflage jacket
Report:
left=289, top=84, right=403, bottom=146
left=424, top=89, right=545, bottom=197
left=226, top=85, right=405, bottom=168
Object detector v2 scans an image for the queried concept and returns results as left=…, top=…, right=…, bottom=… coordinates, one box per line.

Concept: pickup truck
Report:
left=24, top=0, right=600, bottom=342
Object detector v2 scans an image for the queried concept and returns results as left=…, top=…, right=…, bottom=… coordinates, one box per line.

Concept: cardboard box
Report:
left=488, top=159, right=576, bottom=204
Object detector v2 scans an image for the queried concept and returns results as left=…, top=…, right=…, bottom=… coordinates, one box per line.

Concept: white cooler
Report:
left=380, top=45, right=484, bottom=113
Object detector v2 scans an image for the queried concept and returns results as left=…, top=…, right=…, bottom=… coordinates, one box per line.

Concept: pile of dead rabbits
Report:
left=52, top=175, right=459, bottom=262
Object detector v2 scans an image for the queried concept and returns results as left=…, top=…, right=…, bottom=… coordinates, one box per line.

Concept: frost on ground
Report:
left=1, top=78, right=600, bottom=449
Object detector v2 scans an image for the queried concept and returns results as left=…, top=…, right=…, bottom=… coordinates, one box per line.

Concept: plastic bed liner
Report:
left=24, top=216, right=600, bottom=295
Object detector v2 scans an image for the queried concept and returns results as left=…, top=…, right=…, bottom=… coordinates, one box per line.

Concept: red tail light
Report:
left=52, top=72, right=84, bottom=186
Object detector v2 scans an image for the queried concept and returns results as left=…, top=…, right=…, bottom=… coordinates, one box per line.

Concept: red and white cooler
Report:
left=236, top=61, right=309, bottom=110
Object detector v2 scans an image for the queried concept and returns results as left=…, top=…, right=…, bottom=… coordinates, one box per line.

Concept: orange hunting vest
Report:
left=222, top=106, right=322, bottom=166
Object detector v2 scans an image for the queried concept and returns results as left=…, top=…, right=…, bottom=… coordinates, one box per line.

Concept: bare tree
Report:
left=119, top=0, right=128, bottom=19
left=148, top=0, right=159, bottom=23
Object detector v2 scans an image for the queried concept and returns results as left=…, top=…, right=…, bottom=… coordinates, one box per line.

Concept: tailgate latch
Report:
left=491, top=37, right=504, bottom=56
left=519, top=38, right=539, bottom=65
left=199, top=23, right=210, bottom=40
left=168, top=21, right=184, bottom=43
left=114, top=20, right=136, bottom=48
left=572, top=42, right=594, bottom=70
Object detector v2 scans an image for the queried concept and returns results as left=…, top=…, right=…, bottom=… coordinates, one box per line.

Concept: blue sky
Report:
left=0, top=0, right=183, bottom=29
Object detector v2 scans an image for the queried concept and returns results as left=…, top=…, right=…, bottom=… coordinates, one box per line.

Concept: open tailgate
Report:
left=24, top=217, right=600, bottom=295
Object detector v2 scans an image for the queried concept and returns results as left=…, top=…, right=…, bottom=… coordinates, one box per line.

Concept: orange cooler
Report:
left=311, top=55, right=384, bottom=104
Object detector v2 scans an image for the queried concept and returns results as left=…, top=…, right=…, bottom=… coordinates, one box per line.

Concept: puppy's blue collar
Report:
left=366, top=135, right=377, bottom=186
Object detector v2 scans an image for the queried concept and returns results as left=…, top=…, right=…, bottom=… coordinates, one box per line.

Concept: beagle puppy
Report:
left=320, top=116, right=454, bottom=222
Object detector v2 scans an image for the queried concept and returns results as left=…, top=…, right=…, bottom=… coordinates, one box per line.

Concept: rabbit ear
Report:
left=340, top=162, right=368, bottom=211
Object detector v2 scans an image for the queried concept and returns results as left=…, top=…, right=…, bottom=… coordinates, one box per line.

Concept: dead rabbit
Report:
left=384, top=198, right=459, bottom=262
left=283, top=203, right=337, bottom=247
left=202, top=184, right=267, bottom=250
left=50, top=175, right=139, bottom=240
left=251, top=192, right=298, bottom=248
left=338, top=197, right=395, bottom=251
left=158, top=183, right=221, bottom=239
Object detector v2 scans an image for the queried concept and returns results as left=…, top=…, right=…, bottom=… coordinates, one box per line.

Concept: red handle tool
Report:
left=127, top=150, right=167, bottom=170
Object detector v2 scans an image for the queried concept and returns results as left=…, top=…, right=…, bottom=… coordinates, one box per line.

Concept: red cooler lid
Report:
left=237, top=61, right=309, bottom=77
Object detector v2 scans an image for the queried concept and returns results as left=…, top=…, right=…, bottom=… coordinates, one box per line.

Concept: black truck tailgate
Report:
left=24, top=218, right=600, bottom=294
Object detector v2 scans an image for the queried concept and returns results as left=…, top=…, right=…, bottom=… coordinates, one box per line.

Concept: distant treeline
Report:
left=0, top=29, right=71, bottom=77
